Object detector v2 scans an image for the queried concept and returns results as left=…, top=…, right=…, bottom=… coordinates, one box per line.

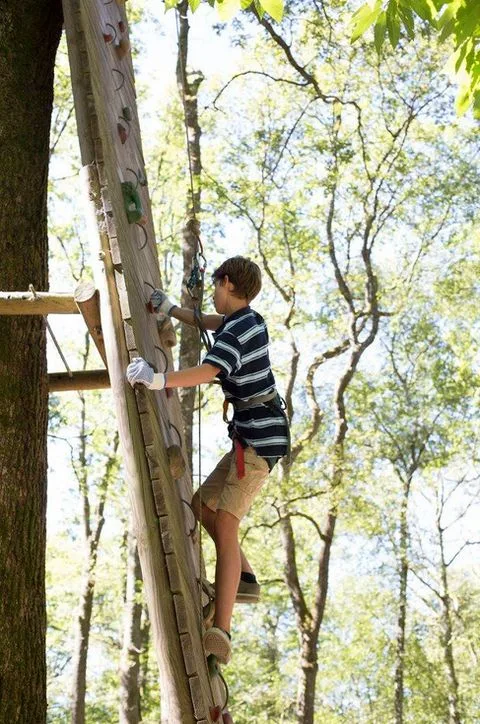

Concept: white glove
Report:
left=150, top=288, right=176, bottom=316
left=126, top=357, right=166, bottom=390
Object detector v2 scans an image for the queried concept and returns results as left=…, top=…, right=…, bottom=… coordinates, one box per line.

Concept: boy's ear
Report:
left=224, top=275, right=235, bottom=293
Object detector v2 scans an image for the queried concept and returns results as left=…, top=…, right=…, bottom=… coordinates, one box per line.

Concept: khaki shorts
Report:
left=193, top=446, right=270, bottom=520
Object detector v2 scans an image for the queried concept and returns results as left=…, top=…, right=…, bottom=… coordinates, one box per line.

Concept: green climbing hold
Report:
left=207, top=653, right=219, bottom=676
left=121, top=181, right=145, bottom=224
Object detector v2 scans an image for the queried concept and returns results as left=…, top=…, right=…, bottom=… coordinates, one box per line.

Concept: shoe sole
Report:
left=235, top=592, right=260, bottom=604
left=203, top=630, right=231, bottom=665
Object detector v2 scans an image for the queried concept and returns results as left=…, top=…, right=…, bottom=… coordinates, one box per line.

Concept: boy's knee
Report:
left=191, top=491, right=215, bottom=522
left=214, top=509, right=240, bottom=543
left=191, top=490, right=201, bottom=519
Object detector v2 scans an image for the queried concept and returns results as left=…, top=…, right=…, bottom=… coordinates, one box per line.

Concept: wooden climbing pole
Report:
left=61, top=1, right=229, bottom=721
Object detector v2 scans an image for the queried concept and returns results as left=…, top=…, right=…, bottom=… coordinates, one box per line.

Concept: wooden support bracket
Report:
left=74, top=281, right=108, bottom=366
left=0, top=291, right=79, bottom=315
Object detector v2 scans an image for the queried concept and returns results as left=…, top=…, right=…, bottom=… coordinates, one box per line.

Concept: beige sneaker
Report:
left=236, top=578, right=261, bottom=604
left=203, top=627, right=232, bottom=665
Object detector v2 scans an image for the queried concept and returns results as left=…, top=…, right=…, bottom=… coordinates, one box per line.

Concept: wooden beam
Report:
left=49, top=370, right=110, bottom=392
left=74, top=281, right=108, bottom=366
left=0, top=292, right=79, bottom=315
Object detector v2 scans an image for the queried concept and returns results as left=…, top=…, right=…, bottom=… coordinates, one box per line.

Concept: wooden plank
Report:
left=48, top=370, right=109, bottom=392
left=62, top=5, right=202, bottom=721
left=0, top=292, right=79, bottom=315
left=64, top=1, right=216, bottom=720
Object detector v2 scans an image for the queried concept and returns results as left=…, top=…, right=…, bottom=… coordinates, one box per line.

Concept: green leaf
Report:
left=410, top=0, right=436, bottom=22
left=399, top=6, right=415, bottom=38
left=165, top=0, right=179, bottom=9
left=437, top=3, right=456, bottom=30
left=258, top=0, right=284, bottom=22
left=241, top=0, right=253, bottom=8
left=189, top=0, right=202, bottom=11
left=472, top=89, right=480, bottom=120
left=386, top=2, right=401, bottom=47
left=351, top=1, right=383, bottom=43
left=454, top=39, right=471, bottom=73
left=216, top=0, right=240, bottom=20
left=455, top=83, right=472, bottom=115
left=374, top=11, right=387, bottom=52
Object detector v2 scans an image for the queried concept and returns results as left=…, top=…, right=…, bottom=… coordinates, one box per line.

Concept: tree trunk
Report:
left=438, top=518, right=462, bottom=723
left=70, top=567, right=95, bottom=724
left=394, top=476, right=411, bottom=724
left=119, top=526, right=144, bottom=724
left=176, top=0, right=204, bottom=470
left=0, top=3, right=63, bottom=722
left=297, top=638, right=318, bottom=724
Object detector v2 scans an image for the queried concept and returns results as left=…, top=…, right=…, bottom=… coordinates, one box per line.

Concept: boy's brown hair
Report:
left=212, top=256, right=262, bottom=302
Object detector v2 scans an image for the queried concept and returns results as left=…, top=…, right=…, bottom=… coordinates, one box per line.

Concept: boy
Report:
left=126, top=256, right=289, bottom=664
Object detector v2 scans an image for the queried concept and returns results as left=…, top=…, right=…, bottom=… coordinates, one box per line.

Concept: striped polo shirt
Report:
left=203, top=306, right=289, bottom=460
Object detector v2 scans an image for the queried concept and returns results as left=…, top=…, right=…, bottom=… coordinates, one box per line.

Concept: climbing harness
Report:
left=223, top=391, right=291, bottom=478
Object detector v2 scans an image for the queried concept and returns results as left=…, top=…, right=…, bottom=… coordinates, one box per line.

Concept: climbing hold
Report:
left=223, top=713, right=234, bottom=724
left=203, top=593, right=215, bottom=629
left=121, top=181, right=145, bottom=224
left=209, top=706, right=222, bottom=723
left=103, top=31, right=114, bottom=43
left=118, top=19, right=126, bottom=33
left=207, top=653, right=219, bottom=676
left=167, top=445, right=186, bottom=479
left=122, top=106, right=132, bottom=122
left=117, top=122, right=129, bottom=145
left=115, top=37, right=130, bottom=60
left=156, top=316, right=177, bottom=348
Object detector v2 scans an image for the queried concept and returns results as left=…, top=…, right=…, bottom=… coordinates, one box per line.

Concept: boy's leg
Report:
left=193, top=500, right=255, bottom=574
left=212, top=509, right=241, bottom=633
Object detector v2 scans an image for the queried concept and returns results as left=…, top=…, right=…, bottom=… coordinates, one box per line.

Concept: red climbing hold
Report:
left=117, top=122, right=128, bottom=145
left=103, top=32, right=114, bottom=43
left=118, top=19, right=126, bottom=33
left=209, top=706, right=222, bottom=722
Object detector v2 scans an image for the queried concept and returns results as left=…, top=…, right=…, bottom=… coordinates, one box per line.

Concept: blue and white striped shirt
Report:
left=203, top=306, right=289, bottom=460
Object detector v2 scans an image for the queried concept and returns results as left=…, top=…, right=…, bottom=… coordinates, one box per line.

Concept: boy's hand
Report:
left=150, top=289, right=176, bottom=316
left=126, top=357, right=166, bottom=390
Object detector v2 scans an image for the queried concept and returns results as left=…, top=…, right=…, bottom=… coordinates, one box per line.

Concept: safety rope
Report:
left=29, top=284, right=73, bottom=378
left=174, top=11, right=220, bottom=704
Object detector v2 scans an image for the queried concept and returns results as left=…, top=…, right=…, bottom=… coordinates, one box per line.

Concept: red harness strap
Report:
left=234, top=438, right=245, bottom=479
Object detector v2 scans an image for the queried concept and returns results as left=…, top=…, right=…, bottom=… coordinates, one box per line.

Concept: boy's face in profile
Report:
left=213, top=277, right=229, bottom=314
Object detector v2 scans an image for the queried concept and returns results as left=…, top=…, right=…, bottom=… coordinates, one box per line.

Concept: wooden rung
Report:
left=0, top=292, right=79, bottom=315
left=74, top=281, right=108, bottom=366
left=48, top=370, right=110, bottom=392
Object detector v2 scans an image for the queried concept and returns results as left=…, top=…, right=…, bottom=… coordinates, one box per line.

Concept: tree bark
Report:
left=119, top=526, right=144, bottom=724
left=0, top=3, right=63, bottom=722
left=176, top=0, right=204, bottom=470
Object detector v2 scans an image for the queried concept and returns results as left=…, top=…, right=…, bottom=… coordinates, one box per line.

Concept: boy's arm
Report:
left=170, top=306, right=224, bottom=332
left=150, top=289, right=223, bottom=331
left=165, top=363, right=219, bottom=388
left=126, top=358, right=220, bottom=391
